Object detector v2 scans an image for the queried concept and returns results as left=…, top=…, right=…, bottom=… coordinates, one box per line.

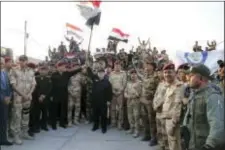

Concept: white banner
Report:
left=175, top=49, right=224, bottom=74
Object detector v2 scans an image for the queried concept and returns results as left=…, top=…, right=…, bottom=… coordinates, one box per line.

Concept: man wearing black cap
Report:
left=91, top=69, right=112, bottom=133
left=31, top=64, right=52, bottom=133
left=177, top=63, right=190, bottom=83
left=183, top=64, right=225, bottom=150
left=50, top=61, right=81, bottom=129
left=9, top=55, right=36, bottom=144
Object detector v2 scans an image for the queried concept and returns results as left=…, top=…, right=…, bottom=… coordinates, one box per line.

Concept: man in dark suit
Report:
left=32, top=64, right=52, bottom=132
left=91, top=69, right=112, bottom=133
left=0, top=57, right=13, bottom=146
left=50, top=61, right=81, bottom=129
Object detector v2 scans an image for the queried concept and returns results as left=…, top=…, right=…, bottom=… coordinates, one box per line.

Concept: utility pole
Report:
left=24, top=20, right=28, bottom=55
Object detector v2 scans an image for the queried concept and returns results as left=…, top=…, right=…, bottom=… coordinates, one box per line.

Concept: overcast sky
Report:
left=1, top=1, right=224, bottom=60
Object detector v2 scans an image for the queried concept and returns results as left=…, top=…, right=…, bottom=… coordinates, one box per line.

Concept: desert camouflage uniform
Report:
left=153, top=81, right=168, bottom=150
left=109, top=70, right=127, bottom=129
left=9, top=67, right=36, bottom=144
left=140, top=72, right=159, bottom=140
left=161, top=80, right=184, bottom=150
left=68, top=72, right=83, bottom=125
left=124, top=80, right=142, bottom=137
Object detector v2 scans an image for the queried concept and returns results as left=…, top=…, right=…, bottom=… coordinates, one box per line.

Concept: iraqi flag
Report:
left=175, top=49, right=224, bottom=74
left=76, top=0, right=102, bottom=28
left=65, top=23, right=83, bottom=40
left=108, top=28, right=129, bottom=43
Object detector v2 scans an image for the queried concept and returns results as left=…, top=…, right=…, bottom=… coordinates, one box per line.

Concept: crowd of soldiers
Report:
left=0, top=38, right=225, bottom=150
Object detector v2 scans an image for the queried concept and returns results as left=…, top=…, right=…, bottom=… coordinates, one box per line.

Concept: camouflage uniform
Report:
left=9, top=67, right=36, bottom=144
left=109, top=70, right=127, bottom=129
left=68, top=72, right=83, bottom=126
left=184, top=85, right=225, bottom=150
left=140, top=72, right=159, bottom=140
left=161, top=80, right=183, bottom=150
left=153, top=81, right=168, bottom=150
left=85, top=75, right=93, bottom=122
left=124, top=80, right=142, bottom=137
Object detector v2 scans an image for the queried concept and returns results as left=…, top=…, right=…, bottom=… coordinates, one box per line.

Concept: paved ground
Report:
left=1, top=124, right=156, bottom=150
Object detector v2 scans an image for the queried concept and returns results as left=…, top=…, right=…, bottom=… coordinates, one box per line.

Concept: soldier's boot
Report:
left=117, top=123, right=122, bottom=130
left=110, top=123, right=116, bottom=128
left=22, top=131, right=35, bottom=140
left=7, top=132, right=13, bottom=143
left=68, top=121, right=73, bottom=127
left=132, top=131, right=139, bottom=138
left=73, top=120, right=80, bottom=125
left=141, top=135, right=151, bottom=141
left=149, top=137, right=157, bottom=146
left=13, top=135, right=23, bottom=145
left=156, top=146, right=165, bottom=150
left=126, top=129, right=133, bottom=134
left=8, top=137, right=13, bottom=143
left=84, top=120, right=89, bottom=124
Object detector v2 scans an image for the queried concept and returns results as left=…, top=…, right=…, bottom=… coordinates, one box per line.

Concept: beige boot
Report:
left=132, top=131, right=139, bottom=138
left=117, top=123, right=122, bottom=130
left=13, top=134, right=23, bottom=145
left=73, top=120, right=80, bottom=125
left=68, top=122, right=73, bottom=127
left=22, top=132, right=34, bottom=140
left=126, top=129, right=133, bottom=134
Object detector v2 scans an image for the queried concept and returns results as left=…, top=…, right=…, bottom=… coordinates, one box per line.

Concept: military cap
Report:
left=178, top=63, right=190, bottom=73
left=57, top=61, right=67, bottom=67
left=114, top=59, right=121, bottom=65
left=163, top=63, right=175, bottom=70
left=190, top=64, right=212, bottom=80
left=38, top=61, right=47, bottom=66
left=4, top=57, right=12, bottom=63
left=19, top=55, right=28, bottom=61
left=27, top=62, right=36, bottom=69
left=39, top=62, right=48, bottom=70
left=178, top=63, right=187, bottom=69
left=65, top=65, right=71, bottom=69
left=130, top=69, right=137, bottom=74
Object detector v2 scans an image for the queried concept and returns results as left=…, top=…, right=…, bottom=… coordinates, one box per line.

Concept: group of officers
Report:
left=0, top=52, right=225, bottom=150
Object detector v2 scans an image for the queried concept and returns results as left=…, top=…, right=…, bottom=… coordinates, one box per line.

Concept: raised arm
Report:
left=138, top=37, right=142, bottom=45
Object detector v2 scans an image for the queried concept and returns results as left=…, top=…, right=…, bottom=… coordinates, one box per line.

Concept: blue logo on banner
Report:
left=184, top=51, right=208, bottom=65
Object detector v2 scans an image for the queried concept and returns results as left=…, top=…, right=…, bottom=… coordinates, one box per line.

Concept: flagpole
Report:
left=24, top=20, right=28, bottom=55
left=86, top=25, right=94, bottom=65
left=87, top=25, right=94, bottom=52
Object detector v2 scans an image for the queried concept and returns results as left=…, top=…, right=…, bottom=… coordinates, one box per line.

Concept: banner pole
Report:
left=86, top=25, right=94, bottom=65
